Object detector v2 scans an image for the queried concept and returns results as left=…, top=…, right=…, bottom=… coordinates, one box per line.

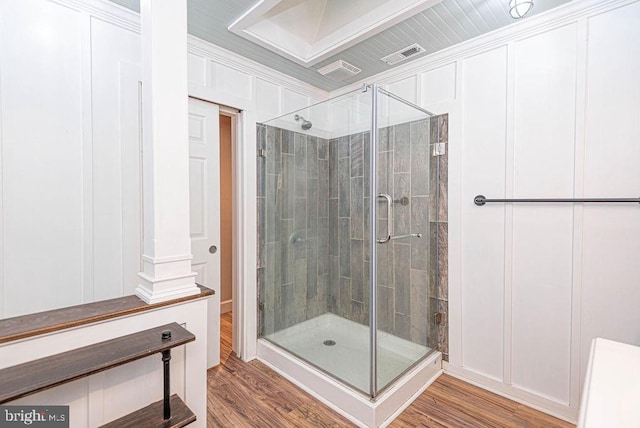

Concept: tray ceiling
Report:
left=110, top=0, right=572, bottom=91
left=228, top=0, right=443, bottom=66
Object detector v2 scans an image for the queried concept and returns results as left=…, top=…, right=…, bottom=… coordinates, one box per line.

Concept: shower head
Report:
left=294, top=114, right=312, bottom=131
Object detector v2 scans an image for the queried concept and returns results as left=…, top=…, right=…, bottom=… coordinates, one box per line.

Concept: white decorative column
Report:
left=136, top=0, right=198, bottom=304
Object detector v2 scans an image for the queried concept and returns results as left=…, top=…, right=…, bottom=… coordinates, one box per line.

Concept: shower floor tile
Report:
left=264, top=313, right=430, bottom=393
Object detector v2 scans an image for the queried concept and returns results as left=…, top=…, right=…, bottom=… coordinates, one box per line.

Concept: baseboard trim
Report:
left=444, top=363, right=577, bottom=424
left=220, top=299, right=232, bottom=314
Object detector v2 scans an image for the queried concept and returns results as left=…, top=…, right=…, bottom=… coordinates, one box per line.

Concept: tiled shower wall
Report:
left=326, top=131, right=371, bottom=326
left=257, top=114, right=448, bottom=357
left=327, top=119, right=441, bottom=350
left=431, top=114, right=449, bottom=360
left=377, top=120, right=433, bottom=347
left=257, top=125, right=330, bottom=335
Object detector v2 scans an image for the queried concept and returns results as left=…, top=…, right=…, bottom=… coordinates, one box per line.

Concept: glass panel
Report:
left=374, top=87, right=437, bottom=394
left=257, top=88, right=373, bottom=394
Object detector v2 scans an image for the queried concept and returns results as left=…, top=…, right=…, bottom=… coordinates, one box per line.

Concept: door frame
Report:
left=188, top=87, right=258, bottom=362
left=218, top=105, right=241, bottom=357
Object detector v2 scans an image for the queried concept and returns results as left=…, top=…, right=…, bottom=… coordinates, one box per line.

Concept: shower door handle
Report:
left=377, top=193, right=392, bottom=244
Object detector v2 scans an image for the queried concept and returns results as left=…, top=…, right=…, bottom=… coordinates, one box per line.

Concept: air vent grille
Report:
left=381, top=43, right=425, bottom=66
left=402, top=46, right=420, bottom=57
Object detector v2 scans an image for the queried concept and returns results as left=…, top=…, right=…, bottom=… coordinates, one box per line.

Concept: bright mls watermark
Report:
left=0, top=406, right=68, bottom=428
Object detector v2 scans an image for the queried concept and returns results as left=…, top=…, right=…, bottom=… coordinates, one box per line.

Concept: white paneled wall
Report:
left=387, top=75, right=418, bottom=104
left=580, top=0, right=640, bottom=390
left=460, top=46, right=508, bottom=382
left=334, top=0, right=640, bottom=422
left=510, top=24, right=577, bottom=404
left=90, top=16, right=141, bottom=302
left=255, top=78, right=281, bottom=118
left=0, top=0, right=83, bottom=316
left=421, top=63, right=456, bottom=106
left=186, top=36, right=326, bottom=124
left=0, top=0, right=141, bottom=317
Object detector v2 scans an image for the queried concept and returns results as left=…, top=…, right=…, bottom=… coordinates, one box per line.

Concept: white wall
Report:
left=332, top=0, right=640, bottom=422
left=1, top=0, right=83, bottom=316
left=579, top=0, right=640, bottom=400
left=186, top=37, right=327, bottom=124
left=0, top=0, right=142, bottom=318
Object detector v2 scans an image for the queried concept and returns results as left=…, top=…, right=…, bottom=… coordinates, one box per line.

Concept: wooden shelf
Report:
left=100, top=394, right=196, bottom=428
left=0, top=322, right=195, bottom=404
left=0, top=285, right=213, bottom=345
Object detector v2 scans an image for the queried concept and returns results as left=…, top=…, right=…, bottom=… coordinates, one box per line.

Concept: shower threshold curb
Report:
left=257, top=339, right=443, bottom=428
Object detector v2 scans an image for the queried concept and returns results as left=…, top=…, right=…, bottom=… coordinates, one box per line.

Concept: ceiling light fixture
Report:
left=509, top=0, right=533, bottom=19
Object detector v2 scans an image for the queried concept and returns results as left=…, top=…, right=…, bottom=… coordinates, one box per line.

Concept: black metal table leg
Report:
left=162, top=349, right=171, bottom=420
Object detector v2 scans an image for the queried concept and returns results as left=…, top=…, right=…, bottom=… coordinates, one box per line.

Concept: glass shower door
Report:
left=372, top=86, right=437, bottom=396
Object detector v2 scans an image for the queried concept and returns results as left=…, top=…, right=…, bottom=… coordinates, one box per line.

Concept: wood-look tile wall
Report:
left=327, top=131, right=371, bottom=325
left=431, top=114, right=449, bottom=360
left=326, top=119, right=446, bottom=351
left=257, top=125, right=330, bottom=335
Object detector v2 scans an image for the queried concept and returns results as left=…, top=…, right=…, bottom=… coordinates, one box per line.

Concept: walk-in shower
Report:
left=257, top=84, right=442, bottom=426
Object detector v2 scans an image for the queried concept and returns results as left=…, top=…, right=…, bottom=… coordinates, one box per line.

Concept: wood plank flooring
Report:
left=208, top=313, right=574, bottom=427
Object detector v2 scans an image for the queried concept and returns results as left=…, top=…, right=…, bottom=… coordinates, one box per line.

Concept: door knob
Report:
left=209, top=245, right=218, bottom=254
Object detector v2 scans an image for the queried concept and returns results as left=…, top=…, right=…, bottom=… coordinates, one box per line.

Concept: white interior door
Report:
left=188, top=97, right=221, bottom=368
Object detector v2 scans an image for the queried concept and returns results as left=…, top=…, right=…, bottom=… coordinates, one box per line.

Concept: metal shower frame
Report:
left=366, top=83, right=434, bottom=398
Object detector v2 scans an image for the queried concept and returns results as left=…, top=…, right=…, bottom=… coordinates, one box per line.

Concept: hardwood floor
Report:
left=390, top=376, right=573, bottom=428
left=208, top=313, right=350, bottom=427
left=208, top=313, right=574, bottom=427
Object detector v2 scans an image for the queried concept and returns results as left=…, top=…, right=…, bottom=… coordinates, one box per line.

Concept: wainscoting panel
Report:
left=1, top=0, right=84, bottom=316
left=510, top=23, right=577, bottom=404
left=460, top=46, right=508, bottom=382
left=580, top=0, right=640, bottom=395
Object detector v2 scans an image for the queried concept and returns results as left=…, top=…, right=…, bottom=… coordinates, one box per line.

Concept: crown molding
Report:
left=51, top=0, right=140, bottom=33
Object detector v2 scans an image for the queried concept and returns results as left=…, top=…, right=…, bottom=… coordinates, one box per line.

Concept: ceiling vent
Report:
left=381, top=43, right=425, bottom=66
left=317, top=60, right=361, bottom=81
